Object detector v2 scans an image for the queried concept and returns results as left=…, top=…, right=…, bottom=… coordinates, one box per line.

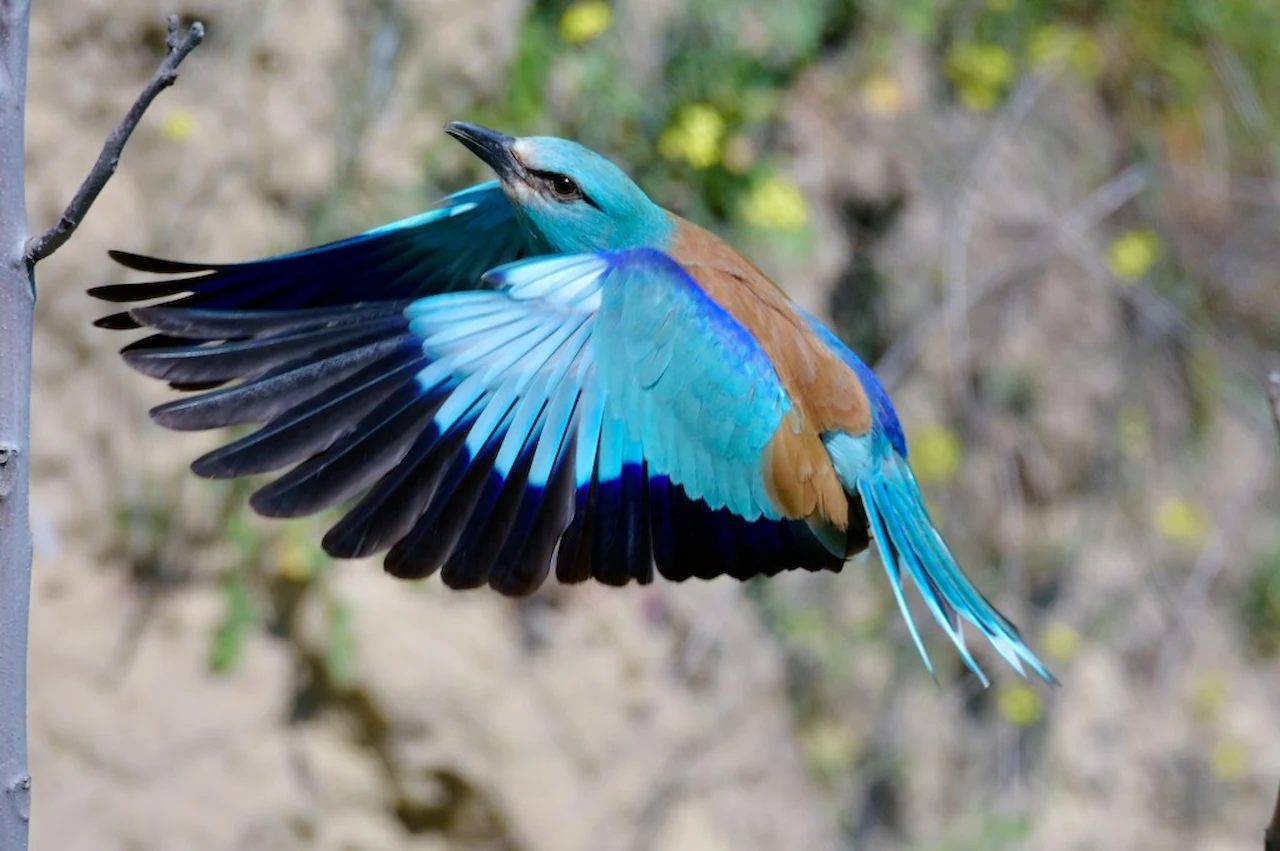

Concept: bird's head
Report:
left=445, top=121, right=672, bottom=254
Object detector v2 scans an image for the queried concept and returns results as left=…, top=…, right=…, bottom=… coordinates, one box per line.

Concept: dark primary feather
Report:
left=149, top=334, right=414, bottom=430
left=90, top=181, right=533, bottom=337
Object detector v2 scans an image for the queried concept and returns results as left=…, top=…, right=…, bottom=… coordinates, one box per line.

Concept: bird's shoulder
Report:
left=664, top=215, right=873, bottom=438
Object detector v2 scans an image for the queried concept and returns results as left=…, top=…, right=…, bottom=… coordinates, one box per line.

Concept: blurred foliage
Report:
left=461, top=0, right=864, bottom=237
left=946, top=0, right=1280, bottom=148
left=163, top=480, right=360, bottom=690
left=909, top=812, right=1031, bottom=851
left=210, top=571, right=257, bottom=673
left=452, top=0, right=1280, bottom=239
left=945, top=40, right=1016, bottom=111
left=1241, top=548, right=1280, bottom=658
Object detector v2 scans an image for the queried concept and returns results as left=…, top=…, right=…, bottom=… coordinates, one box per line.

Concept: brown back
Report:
left=667, top=216, right=873, bottom=535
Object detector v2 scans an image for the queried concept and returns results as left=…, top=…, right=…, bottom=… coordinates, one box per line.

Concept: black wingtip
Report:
left=94, top=312, right=143, bottom=330
left=108, top=249, right=219, bottom=274
left=382, top=559, right=433, bottom=580
left=189, top=449, right=245, bottom=480
left=88, top=280, right=196, bottom=303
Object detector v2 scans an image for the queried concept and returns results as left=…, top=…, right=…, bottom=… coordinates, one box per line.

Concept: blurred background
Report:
left=21, top=0, right=1280, bottom=848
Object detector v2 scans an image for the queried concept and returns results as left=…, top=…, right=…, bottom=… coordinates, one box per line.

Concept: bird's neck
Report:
left=611, top=207, right=677, bottom=252
left=521, top=204, right=676, bottom=255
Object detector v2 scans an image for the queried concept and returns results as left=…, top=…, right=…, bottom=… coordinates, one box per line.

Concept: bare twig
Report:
left=23, top=15, right=204, bottom=265
left=1268, top=372, right=1280, bottom=447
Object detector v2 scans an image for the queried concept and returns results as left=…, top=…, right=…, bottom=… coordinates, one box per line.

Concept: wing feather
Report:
left=113, top=245, right=846, bottom=593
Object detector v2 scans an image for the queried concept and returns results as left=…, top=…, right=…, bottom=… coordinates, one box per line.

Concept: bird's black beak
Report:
left=445, top=121, right=523, bottom=182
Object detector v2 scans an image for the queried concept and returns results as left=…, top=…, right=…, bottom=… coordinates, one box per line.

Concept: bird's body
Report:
left=92, top=123, right=1051, bottom=684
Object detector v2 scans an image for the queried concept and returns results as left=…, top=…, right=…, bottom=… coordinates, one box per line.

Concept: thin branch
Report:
left=1268, top=371, right=1280, bottom=448
left=23, top=15, right=204, bottom=265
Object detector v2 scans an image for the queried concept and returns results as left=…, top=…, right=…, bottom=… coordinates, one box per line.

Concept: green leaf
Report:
left=209, top=572, right=257, bottom=674
left=324, top=595, right=357, bottom=690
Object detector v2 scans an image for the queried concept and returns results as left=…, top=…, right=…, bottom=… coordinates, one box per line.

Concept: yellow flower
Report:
left=801, top=721, right=862, bottom=777
left=1118, top=402, right=1151, bottom=460
left=1028, top=25, right=1103, bottom=78
left=559, top=1, right=612, bottom=45
left=272, top=530, right=324, bottom=582
left=1210, top=737, right=1249, bottom=781
left=160, top=108, right=197, bottom=142
left=997, top=682, right=1044, bottom=726
left=658, top=103, right=725, bottom=170
left=1107, top=228, right=1163, bottom=281
left=737, top=174, right=809, bottom=231
left=1189, top=669, right=1230, bottom=723
left=859, top=72, right=908, bottom=118
left=1041, top=622, right=1082, bottom=662
left=1154, top=497, right=1209, bottom=546
left=945, top=43, right=1015, bottom=112
left=908, top=424, right=962, bottom=485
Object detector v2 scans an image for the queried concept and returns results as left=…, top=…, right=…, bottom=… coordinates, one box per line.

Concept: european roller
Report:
left=92, top=122, right=1051, bottom=685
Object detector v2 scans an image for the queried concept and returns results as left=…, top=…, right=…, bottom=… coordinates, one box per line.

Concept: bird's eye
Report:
left=549, top=174, right=581, bottom=201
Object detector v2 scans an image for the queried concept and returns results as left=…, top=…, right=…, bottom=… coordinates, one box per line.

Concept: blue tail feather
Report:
left=827, top=431, right=1053, bottom=685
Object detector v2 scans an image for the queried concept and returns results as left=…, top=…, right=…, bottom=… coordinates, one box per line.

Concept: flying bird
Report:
left=91, top=122, right=1051, bottom=685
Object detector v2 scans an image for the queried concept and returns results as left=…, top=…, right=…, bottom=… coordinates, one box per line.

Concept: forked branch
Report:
left=23, top=15, right=204, bottom=265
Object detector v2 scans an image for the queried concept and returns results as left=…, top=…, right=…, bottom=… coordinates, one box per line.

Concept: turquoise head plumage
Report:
left=444, top=122, right=673, bottom=254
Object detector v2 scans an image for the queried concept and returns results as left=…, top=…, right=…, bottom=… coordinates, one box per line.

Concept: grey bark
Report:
left=0, top=6, right=202, bottom=848
left=0, top=0, right=34, bottom=847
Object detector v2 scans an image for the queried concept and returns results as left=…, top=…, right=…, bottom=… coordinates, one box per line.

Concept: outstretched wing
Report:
left=90, top=181, right=536, bottom=387
left=112, top=247, right=844, bottom=595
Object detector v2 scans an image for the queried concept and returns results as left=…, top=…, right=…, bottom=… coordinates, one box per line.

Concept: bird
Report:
left=90, top=121, right=1052, bottom=685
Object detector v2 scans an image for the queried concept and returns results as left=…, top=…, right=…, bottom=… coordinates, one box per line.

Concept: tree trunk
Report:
left=0, top=0, right=32, bottom=847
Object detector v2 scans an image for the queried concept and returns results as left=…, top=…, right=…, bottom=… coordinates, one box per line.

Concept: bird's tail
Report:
left=828, top=432, right=1053, bottom=686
